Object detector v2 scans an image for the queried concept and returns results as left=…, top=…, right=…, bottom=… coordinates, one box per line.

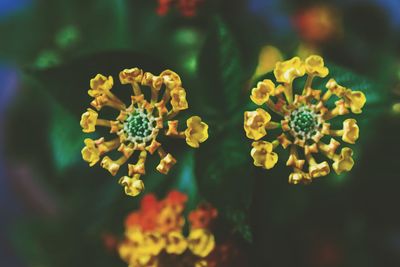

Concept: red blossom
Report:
left=160, top=190, right=188, bottom=213
left=178, top=0, right=203, bottom=17
left=125, top=194, right=161, bottom=231
left=124, top=191, right=190, bottom=232
left=293, top=5, right=342, bottom=44
left=156, top=0, right=203, bottom=17
left=165, top=190, right=188, bottom=206
left=125, top=212, right=141, bottom=228
left=156, top=0, right=173, bottom=16
left=140, top=193, right=159, bottom=211
left=189, top=203, right=217, bottom=229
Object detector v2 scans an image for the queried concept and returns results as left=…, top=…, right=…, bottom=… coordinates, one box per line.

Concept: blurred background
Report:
left=1, top=0, right=400, bottom=266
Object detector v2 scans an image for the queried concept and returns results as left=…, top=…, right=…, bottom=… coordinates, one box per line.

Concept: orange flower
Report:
left=189, top=203, right=218, bottom=229
left=118, top=191, right=218, bottom=267
left=157, top=205, right=185, bottom=234
left=125, top=194, right=161, bottom=231
left=125, top=212, right=142, bottom=228
left=163, top=190, right=188, bottom=213
left=141, top=194, right=160, bottom=210
left=140, top=195, right=161, bottom=231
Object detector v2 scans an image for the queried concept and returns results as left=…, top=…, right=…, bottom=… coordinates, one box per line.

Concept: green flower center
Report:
left=124, top=109, right=155, bottom=143
left=289, top=106, right=320, bottom=140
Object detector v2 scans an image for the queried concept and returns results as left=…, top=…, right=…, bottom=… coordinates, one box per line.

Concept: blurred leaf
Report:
left=195, top=123, right=253, bottom=204
left=198, top=16, right=247, bottom=118
left=170, top=149, right=200, bottom=210
left=48, top=98, right=86, bottom=172
left=225, top=207, right=253, bottom=243
left=0, top=0, right=169, bottom=67
left=195, top=119, right=255, bottom=240
left=10, top=220, right=54, bottom=267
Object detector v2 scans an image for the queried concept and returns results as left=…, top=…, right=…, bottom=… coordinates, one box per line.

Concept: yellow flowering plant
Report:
left=118, top=191, right=217, bottom=267
left=80, top=69, right=209, bottom=197
left=244, top=55, right=366, bottom=184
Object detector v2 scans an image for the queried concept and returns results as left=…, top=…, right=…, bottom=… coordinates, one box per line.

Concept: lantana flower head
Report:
left=119, top=191, right=217, bottom=267
left=244, top=55, right=366, bottom=184
left=80, top=69, right=208, bottom=197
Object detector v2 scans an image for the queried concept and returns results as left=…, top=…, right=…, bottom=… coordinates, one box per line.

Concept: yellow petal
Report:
left=195, top=260, right=208, bottom=267
left=125, top=227, right=145, bottom=243
left=250, top=79, right=276, bottom=105
left=119, top=68, right=143, bottom=84
left=160, top=69, right=182, bottom=89
left=305, top=55, right=329, bottom=77
left=90, top=95, right=105, bottom=111
left=309, top=161, right=330, bottom=178
left=142, top=232, right=165, bottom=256
left=156, top=205, right=185, bottom=234
left=88, top=74, right=113, bottom=97
left=165, top=231, right=188, bottom=255
left=251, top=141, right=278, bottom=169
left=332, top=148, right=354, bottom=174
left=345, top=90, right=366, bottom=114
left=185, top=116, right=209, bottom=148
left=170, top=87, right=189, bottom=111
left=326, top=78, right=346, bottom=96
left=81, top=138, right=100, bottom=166
left=118, top=241, right=135, bottom=262
left=119, top=175, right=145, bottom=197
left=342, top=119, right=359, bottom=144
left=264, top=151, right=278, bottom=169
left=80, top=108, right=98, bottom=133
left=188, top=229, right=215, bottom=258
left=100, top=156, right=120, bottom=176
left=289, top=171, right=311, bottom=184
left=243, top=108, right=271, bottom=140
left=274, top=57, right=305, bottom=84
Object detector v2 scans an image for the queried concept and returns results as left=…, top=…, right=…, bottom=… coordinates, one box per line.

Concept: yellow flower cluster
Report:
left=244, top=55, right=366, bottom=184
left=80, top=69, right=209, bottom=196
left=118, top=192, right=216, bottom=267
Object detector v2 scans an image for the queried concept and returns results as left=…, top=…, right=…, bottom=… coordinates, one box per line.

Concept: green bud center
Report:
left=289, top=106, right=320, bottom=139
left=124, top=109, right=155, bottom=142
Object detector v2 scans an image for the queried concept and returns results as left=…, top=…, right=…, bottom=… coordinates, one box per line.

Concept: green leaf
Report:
left=197, top=16, right=247, bottom=118
left=170, top=149, right=200, bottom=210
left=48, top=97, right=86, bottom=172
left=225, top=207, right=253, bottom=243
left=195, top=119, right=255, bottom=240
left=195, top=123, right=253, bottom=204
